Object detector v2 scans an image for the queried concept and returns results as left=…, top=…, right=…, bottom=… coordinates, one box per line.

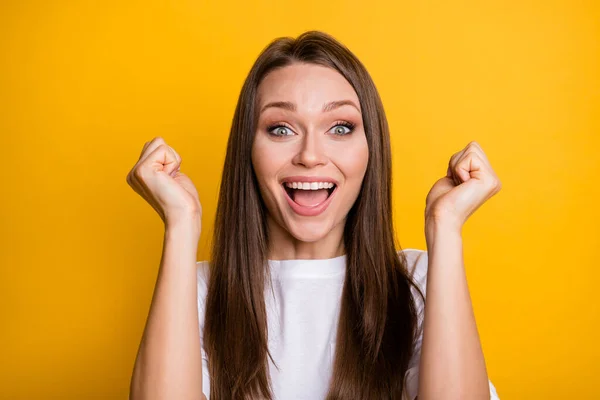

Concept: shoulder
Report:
left=196, top=260, right=211, bottom=305
left=196, top=260, right=210, bottom=278
left=397, top=248, right=429, bottom=303
left=398, top=249, right=428, bottom=286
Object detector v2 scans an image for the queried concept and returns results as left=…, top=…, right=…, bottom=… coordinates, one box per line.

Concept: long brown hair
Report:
left=204, top=30, right=425, bottom=399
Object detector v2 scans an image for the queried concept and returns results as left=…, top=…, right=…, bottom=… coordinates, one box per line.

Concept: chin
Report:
left=284, top=218, right=335, bottom=243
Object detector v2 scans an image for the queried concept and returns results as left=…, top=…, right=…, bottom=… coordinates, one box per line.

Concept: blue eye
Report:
left=267, top=124, right=295, bottom=136
left=329, top=121, right=355, bottom=136
left=266, top=121, right=356, bottom=137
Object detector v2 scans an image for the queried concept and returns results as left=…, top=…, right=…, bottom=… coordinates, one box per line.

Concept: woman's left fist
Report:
left=425, top=141, right=502, bottom=231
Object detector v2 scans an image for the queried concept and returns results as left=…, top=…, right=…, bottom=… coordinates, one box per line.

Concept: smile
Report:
left=281, top=180, right=338, bottom=217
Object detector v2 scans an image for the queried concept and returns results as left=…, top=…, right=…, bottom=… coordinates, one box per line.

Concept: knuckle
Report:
left=489, top=177, right=501, bottom=189
left=133, top=166, right=145, bottom=180
left=172, top=148, right=181, bottom=160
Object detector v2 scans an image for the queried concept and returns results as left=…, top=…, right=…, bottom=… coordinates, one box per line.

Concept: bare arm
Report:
left=130, top=216, right=207, bottom=400
left=417, top=221, right=490, bottom=400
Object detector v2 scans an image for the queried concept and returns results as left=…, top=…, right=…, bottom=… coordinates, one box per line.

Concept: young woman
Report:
left=127, top=31, right=502, bottom=400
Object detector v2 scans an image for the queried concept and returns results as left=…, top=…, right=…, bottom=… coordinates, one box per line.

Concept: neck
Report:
left=266, top=215, right=346, bottom=260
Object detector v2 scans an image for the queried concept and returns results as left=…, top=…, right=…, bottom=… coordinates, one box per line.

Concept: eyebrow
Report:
left=259, top=100, right=361, bottom=114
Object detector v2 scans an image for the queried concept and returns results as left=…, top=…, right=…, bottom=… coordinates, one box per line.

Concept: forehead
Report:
left=256, top=63, right=360, bottom=112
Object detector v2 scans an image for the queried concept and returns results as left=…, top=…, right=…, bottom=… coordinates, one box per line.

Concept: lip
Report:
left=281, top=179, right=338, bottom=217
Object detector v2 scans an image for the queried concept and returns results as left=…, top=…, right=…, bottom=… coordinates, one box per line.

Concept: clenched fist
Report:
left=425, top=140, right=502, bottom=231
left=126, top=137, right=201, bottom=230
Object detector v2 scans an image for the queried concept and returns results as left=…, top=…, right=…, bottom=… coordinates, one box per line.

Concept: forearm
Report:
left=417, top=221, right=489, bottom=400
left=130, top=219, right=204, bottom=400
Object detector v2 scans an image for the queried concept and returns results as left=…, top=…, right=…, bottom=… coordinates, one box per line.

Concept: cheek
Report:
left=251, top=135, right=288, bottom=187
left=333, top=137, right=369, bottom=180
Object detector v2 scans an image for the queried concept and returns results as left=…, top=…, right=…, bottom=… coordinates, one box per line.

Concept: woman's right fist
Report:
left=126, top=137, right=201, bottom=228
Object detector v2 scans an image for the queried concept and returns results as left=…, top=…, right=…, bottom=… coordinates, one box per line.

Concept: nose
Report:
left=292, top=131, right=327, bottom=168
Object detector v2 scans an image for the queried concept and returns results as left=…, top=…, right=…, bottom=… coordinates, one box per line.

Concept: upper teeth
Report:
left=285, top=182, right=335, bottom=190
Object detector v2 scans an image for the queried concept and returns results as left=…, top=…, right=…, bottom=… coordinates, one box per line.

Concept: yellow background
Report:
left=1, top=1, right=598, bottom=399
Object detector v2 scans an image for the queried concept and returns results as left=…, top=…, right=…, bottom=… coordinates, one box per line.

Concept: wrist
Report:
left=425, top=215, right=462, bottom=245
left=165, top=212, right=202, bottom=238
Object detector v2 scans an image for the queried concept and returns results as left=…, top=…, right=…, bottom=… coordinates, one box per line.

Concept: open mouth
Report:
left=282, top=182, right=337, bottom=208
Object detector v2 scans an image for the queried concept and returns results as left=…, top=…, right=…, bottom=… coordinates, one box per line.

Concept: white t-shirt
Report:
left=196, top=248, right=500, bottom=399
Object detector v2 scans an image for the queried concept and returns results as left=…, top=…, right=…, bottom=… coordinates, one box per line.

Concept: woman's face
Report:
left=252, top=62, right=369, bottom=244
